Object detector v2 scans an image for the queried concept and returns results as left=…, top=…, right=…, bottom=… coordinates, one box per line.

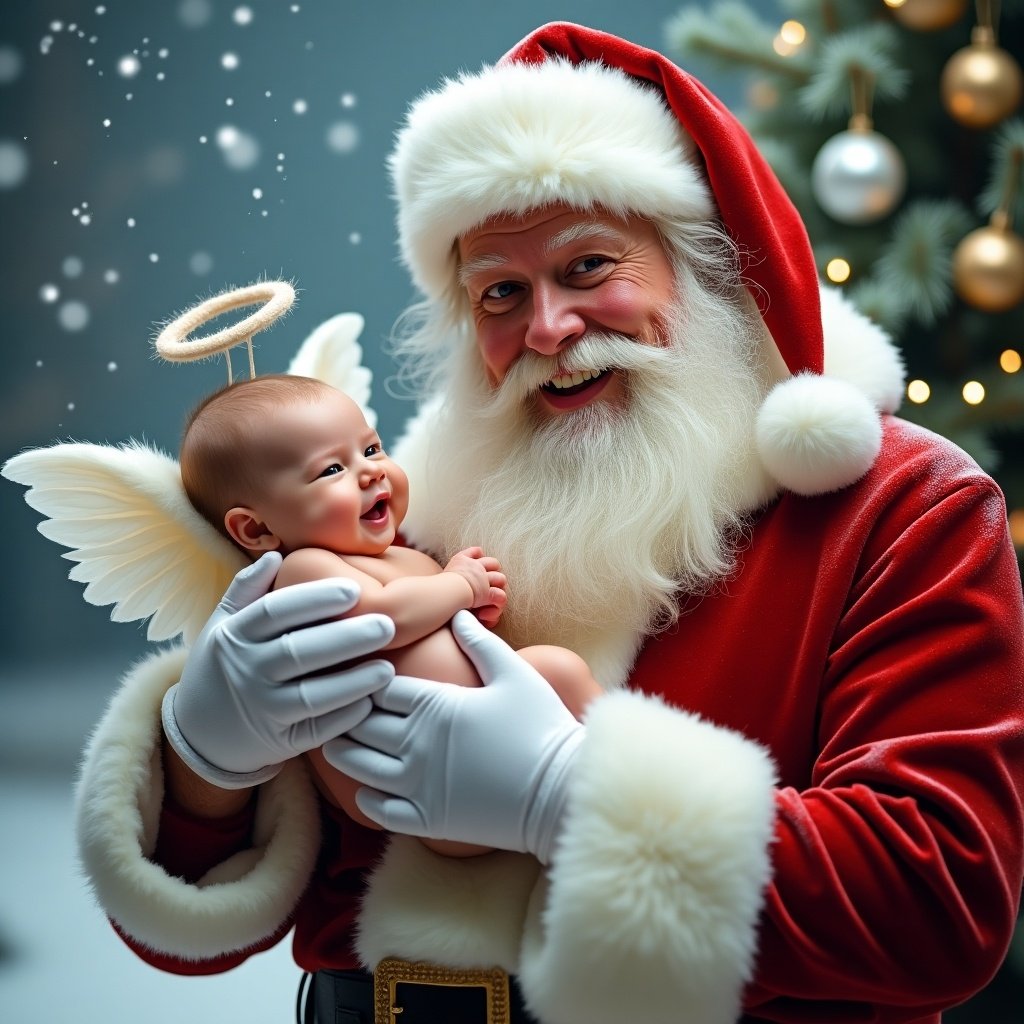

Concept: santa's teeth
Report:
left=546, top=368, right=605, bottom=390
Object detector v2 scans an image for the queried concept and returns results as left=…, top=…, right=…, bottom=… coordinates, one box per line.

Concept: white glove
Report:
left=163, top=552, right=396, bottom=789
left=323, top=610, right=584, bottom=863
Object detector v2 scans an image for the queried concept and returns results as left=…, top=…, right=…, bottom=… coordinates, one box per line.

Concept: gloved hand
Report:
left=162, top=552, right=396, bottom=789
left=323, top=610, right=585, bottom=863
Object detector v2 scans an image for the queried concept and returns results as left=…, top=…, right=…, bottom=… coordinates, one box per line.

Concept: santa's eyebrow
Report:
left=457, top=253, right=510, bottom=288
left=543, top=222, right=628, bottom=254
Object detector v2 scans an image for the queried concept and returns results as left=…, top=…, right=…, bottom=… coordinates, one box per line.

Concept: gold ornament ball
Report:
left=889, top=0, right=968, bottom=32
left=941, top=41, right=1023, bottom=128
left=952, top=225, right=1024, bottom=312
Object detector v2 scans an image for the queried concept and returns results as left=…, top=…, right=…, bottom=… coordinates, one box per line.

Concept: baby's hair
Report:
left=181, top=373, right=336, bottom=541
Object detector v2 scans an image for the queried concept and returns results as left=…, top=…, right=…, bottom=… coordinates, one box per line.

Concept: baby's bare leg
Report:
left=517, top=644, right=603, bottom=720
left=310, top=636, right=600, bottom=858
left=309, top=627, right=490, bottom=857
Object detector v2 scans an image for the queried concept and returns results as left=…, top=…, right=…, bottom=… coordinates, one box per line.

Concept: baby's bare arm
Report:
left=275, top=547, right=502, bottom=650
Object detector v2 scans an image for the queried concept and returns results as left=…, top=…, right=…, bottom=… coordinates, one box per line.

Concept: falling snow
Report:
left=58, top=301, right=89, bottom=331
left=326, top=121, right=359, bottom=154
left=179, top=0, right=213, bottom=29
left=0, top=45, right=24, bottom=83
left=0, top=139, right=29, bottom=188
left=117, top=54, right=140, bottom=78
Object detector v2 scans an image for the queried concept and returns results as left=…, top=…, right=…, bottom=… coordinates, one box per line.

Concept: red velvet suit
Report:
left=133, top=416, right=1024, bottom=1023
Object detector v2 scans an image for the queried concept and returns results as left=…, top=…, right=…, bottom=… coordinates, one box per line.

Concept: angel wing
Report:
left=2, top=441, right=247, bottom=645
left=287, top=312, right=377, bottom=427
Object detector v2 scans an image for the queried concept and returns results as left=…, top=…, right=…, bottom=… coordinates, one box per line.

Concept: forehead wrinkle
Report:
left=457, top=252, right=510, bottom=288
left=543, top=222, right=629, bottom=255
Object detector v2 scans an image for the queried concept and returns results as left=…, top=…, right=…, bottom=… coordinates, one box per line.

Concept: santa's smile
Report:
left=539, top=368, right=614, bottom=410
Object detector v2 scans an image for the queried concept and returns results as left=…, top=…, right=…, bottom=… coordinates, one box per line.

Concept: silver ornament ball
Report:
left=811, top=129, right=907, bottom=225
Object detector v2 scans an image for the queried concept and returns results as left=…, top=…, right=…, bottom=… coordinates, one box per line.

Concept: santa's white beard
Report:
left=404, top=278, right=771, bottom=680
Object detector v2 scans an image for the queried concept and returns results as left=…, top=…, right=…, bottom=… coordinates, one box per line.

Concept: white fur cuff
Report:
left=519, top=690, right=778, bottom=1024
left=74, top=647, right=322, bottom=960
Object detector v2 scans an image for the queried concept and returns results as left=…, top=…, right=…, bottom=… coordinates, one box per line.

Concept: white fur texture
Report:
left=518, top=690, right=778, bottom=1024
left=756, top=374, right=883, bottom=496
left=820, top=286, right=905, bottom=413
left=356, top=837, right=541, bottom=971
left=390, top=58, right=712, bottom=301
left=74, top=647, right=321, bottom=959
left=2, top=442, right=247, bottom=644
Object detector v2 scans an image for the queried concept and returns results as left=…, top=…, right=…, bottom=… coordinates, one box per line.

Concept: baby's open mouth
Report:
left=361, top=497, right=389, bottom=522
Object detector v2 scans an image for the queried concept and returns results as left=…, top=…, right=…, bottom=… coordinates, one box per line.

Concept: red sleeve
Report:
left=747, top=476, right=1024, bottom=1019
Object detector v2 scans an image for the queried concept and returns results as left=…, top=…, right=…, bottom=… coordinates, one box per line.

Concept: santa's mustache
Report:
left=481, top=333, right=676, bottom=418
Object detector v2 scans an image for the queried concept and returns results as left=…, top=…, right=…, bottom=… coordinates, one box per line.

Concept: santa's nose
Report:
left=524, top=282, right=585, bottom=355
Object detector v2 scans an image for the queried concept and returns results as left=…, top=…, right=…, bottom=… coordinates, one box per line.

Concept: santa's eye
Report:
left=318, top=463, right=344, bottom=478
left=483, top=281, right=521, bottom=301
left=569, top=255, right=609, bottom=275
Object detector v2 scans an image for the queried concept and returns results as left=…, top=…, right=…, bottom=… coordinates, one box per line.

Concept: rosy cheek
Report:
left=476, top=325, right=522, bottom=385
left=584, top=280, right=656, bottom=333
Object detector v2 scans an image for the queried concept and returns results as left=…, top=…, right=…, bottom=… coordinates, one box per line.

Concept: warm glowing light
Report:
left=907, top=379, right=931, bottom=404
left=883, top=0, right=906, bottom=8
left=825, top=258, right=851, bottom=283
left=779, top=21, right=806, bottom=45
left=1009, top=509, right=1024, bottom=547
left=1000, top=349, right=1022, bottom=373
left=962, top=380, right=985, bottom=405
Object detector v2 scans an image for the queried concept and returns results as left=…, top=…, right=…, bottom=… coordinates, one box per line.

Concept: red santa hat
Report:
left=390, top=22, right=900, bottom=496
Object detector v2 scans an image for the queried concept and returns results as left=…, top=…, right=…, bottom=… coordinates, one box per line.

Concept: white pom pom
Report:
left=756, top=374, right=882, bottom=496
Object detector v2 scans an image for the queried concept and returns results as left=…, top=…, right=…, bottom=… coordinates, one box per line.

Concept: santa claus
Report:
left=65, top=22, right=1024, bottom=1024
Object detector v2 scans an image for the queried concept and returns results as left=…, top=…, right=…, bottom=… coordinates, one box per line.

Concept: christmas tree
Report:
left=666, top=2, right=1023, bottom=1020
left=666, top=0, right=1024, bottom=574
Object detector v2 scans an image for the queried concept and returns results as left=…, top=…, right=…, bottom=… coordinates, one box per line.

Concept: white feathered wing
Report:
left=2, top=441, right=247, bottom=644
left=3, top=309, right=376, bottom=644
left=286, top=311, right=377, bottom=427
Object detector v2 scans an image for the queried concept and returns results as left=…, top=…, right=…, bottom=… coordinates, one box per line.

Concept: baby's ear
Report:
left=224, top=507, right=281, bottom=552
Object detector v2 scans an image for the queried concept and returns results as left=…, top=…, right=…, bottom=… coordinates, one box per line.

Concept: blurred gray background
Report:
left=0, top=2, right=760, bottom=1021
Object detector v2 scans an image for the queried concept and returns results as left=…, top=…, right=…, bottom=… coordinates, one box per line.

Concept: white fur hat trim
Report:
left=390, top=58, right=713, bottom=302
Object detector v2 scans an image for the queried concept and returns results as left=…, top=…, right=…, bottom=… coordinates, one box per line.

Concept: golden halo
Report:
left=154, top=280, right=295, bottom=380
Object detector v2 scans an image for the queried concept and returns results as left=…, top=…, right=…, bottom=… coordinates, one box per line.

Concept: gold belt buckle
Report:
left=373, top=957, right=511, bottom=1024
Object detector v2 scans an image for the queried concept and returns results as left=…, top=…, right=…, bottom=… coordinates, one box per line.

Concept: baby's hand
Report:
left=475, top=601, right=506, bottom=629
left=444, top=547, right=507, bottom=611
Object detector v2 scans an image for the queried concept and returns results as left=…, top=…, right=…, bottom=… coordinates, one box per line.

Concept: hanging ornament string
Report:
left=811, top=65, right=907, bottom=225
left=941, top=0, right=1023, bottom=129
left=953, top=143, right=1024, bottom=310
left=154, top=280, right=296, bottom=383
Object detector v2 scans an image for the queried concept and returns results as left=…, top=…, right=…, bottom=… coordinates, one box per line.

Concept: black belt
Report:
left=307, top=958, right=538, bottom=1024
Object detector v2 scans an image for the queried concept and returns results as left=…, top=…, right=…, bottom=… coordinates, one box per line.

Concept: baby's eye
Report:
left=318, top=463, right=344, bottom=478
left=365, top=443, right=383, bottom=458
left=483, top=281, right=521, bottom=302
left=569, top=255, right=610, bottom=275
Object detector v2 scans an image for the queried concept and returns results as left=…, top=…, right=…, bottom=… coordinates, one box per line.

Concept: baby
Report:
left=180, top=373, right=600, bottom=856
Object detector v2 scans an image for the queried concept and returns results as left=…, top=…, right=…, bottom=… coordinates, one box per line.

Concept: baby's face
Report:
left=247, top=389, right=409, bottom=556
